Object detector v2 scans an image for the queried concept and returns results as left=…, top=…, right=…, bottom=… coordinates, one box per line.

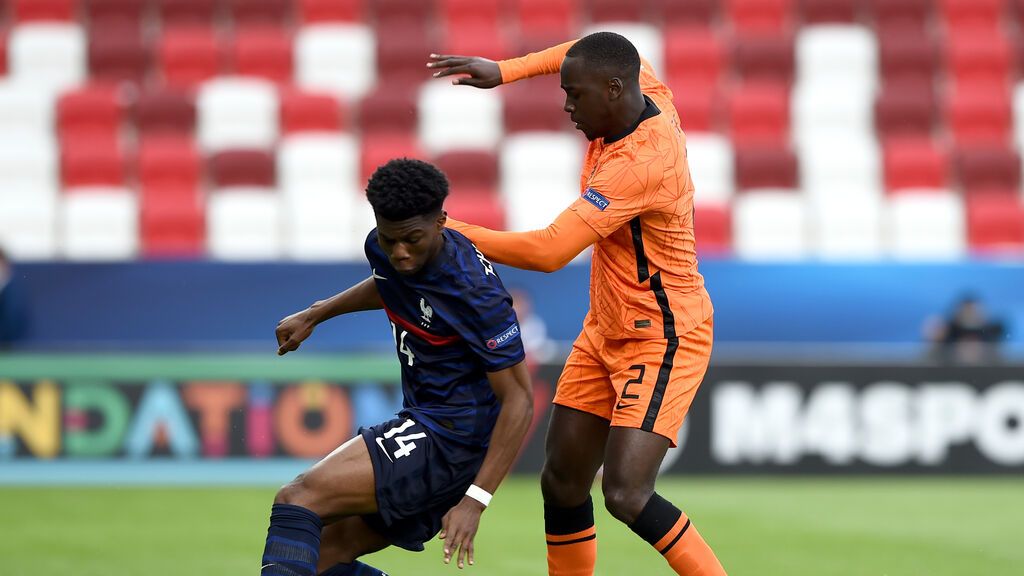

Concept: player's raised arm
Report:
left=427, top=40, right=576, bottom=87
left=439, top=360, right=533, bottom=569
left=275, top=276, right=383, bottom=356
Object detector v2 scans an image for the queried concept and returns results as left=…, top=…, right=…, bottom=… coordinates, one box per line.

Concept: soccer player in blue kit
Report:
left=263, top=158, right=534, bottom=575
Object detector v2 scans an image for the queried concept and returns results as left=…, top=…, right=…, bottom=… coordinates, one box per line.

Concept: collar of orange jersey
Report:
left=604, top=95, right=661, bottom=145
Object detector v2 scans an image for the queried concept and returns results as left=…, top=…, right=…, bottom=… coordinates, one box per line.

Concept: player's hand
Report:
left=439, top=496, right=486, bottom=568
left=427, top=54, right=502, bottom=88
left=275, top=309, right=316, bottom=356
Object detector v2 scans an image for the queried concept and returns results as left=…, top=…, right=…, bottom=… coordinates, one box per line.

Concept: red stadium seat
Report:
left=865, top=0, right=932, bottom=31
left=88, top=22, right=148, bottom=84
left=373, top=0, right=436, bottom=26
left=513, top=0, right=578, bottom=39
left=444, top=25, right=511, bottom=61
left=665, top=26, right=726, bottom=88
left=57, top=84, right=123, bottom=141
left=230, top=27, right=293, bottom=83
left=694, top=204, right=732, bottom=254
left=225, top=0, right=293, bottom=25
left=208, top=149, right=277, bottom=187
left=61, top=137, right=128, bottom=188
left=83, top=0, right=145, bottom=29
left=883, top=137, right=950, bottom=191
left=876, top=80, right=935, bottom=137
left=375, top=21, right=435, bottom=84
left=435, top=151, right=499, bottom=189
left=946, top=31, right=1013, bottom=88
left=446, top=190, right=505, bottom=230
left=12, top=0, right=76, bottom=22
left=359, top=85, right=418, bottom=135
left=440, top=0, right=501, bottom=26
left=587, top=0, right=646, bottom=22
left=0, top=29, right=7, bottom=76
left=157, top=27, right=225, bottom=88
left=734, top=145, right=798, bottom=189
left=280, top=89, right=344, bottom=133
left=655, top=0, right=719, bottom=26
left=360, top=133, right=422, bottom=181
left=947, top=86, right=1012, bottom=145
left=299, top=0, right=364, bottom=22
left=878, top=26, right=936, bottom=85
left=733, top=32, right=795, bottom=83
left=727, top=81, right=789, bottom=145
left=141, top=196, right=206, bottom=258
left=967, top=193, right=1024, bottom=251
left=939, top=0, right=1004, bottom=30
left=135, top=87, right=196, bottom=135
left=138, top=136, right=202, bottom=188
left=671, top=81, right=720, bottom=132
left=155, top=0, right=217, bottom=26
left=503, top=76, right=568, bottom=132
left=800, top=0, right=858, bottom=23
left=726, top=0, right=794, bottom=32
left=956, top=145, right=1021, bottom=192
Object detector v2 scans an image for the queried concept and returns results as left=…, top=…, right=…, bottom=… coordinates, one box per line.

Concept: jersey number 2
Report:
left=390, top=321, right=416, bottom=366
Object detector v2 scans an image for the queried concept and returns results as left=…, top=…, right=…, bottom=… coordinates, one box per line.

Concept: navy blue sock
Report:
left=261, top=504, right=324, bottom=576
left=320, top=560, right=388, bottom=576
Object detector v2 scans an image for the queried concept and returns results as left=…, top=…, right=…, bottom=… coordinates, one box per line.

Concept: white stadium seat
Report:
left=418, top=80, right=504, bottom=154
left=283, top=189, right=363, bottom=261
left=810, top=193, right=885, bottom=260
left=500, top=132, right=583, bottom=231
left=582, top=22, right=665, bottom=77
left=792, top=81, right=875, bottom=147
left=197, top=77, right=280, bottom=152
left=733, top=189, right=809, bottom=260
left=799, top=136, right=882, bottom=199
left=278, top=134, right=360, bottom=197
left=295, top=24, right=376, bottom=101
left=9, top=24, right=87, bottom=91
left=1012, top=82, right=1024, bottom=153
left=0, top=194, right=58, bottom=259
left=886, top=190, right=966, bottom=260
left=61, top=187, right=139, bottom=261
left=0, top=82, right=57, bottom=139
left=207, top=188, right=283, bottom=260
left=0, top=139, right=59, bottom=193
left=685, top=133, right=735, bottom=205
left=796, top=25, right=878, bottom=93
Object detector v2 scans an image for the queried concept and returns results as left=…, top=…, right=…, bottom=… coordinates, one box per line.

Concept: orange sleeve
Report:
left=497, top=40, right=577, bottom=84
left=446, top=209, right=600, bottom=273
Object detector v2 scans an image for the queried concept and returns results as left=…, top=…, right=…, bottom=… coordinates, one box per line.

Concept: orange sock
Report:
left=545, top=496, right=597, bottom=576
left=629, top=493, right=727, bottom=576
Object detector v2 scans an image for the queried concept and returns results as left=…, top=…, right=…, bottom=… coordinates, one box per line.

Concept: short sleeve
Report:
left=570, top=153, right=660, bottom=238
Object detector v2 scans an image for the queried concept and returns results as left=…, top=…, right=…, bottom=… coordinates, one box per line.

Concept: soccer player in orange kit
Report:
left=427, top=32, right=727, bottom=576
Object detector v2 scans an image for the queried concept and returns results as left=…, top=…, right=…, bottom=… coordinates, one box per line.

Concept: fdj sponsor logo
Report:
left=582, top=187, right=611, bottom=211
left=486, top=323, right=521, bottom=350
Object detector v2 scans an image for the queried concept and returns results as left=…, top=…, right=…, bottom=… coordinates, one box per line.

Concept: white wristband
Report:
left=465, top=484, right=493, bottom=507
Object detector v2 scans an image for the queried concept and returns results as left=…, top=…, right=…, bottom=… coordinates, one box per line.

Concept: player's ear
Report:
left=436, top=210, right=448, bottom=230
left=608, top=77, right=623, bottom=100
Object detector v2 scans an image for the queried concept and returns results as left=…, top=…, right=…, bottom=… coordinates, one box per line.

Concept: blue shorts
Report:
left=359, top=415, right=487, bottom=551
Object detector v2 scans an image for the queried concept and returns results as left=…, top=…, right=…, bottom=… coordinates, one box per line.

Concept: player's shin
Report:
left=628, top=493, right=726, bottom=576
left=545, top=496, right=597, bottom=576
left=320, top=561, right=388, bottom=576
left=261, top=504, right=324, bottom=576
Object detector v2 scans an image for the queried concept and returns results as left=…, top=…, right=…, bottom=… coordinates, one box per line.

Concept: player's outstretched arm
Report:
left=439, top=361, right=534, bottom=569
left=428, top=40, right=575, bottom=87
left=275, top=276, right=383, bottom=356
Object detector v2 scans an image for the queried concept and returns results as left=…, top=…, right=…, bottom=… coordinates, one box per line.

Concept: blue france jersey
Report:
left=365, top=228, right=526, bottom=447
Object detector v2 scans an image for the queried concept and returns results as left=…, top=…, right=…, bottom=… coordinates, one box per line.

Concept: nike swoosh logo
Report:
left=372, top=268, right=387, bottom=280
left=261, top=564, right=275, bottom=572
left=616, top=402, right=635, bottom=410
left=375, top=437, right=394, bottom=462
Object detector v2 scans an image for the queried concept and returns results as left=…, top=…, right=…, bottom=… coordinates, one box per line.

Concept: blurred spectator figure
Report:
left=510, top=287, right=557, bottom=367
left=0, top=247, right=30, bottom=347
left=924, top=293, right=1007, bottom=364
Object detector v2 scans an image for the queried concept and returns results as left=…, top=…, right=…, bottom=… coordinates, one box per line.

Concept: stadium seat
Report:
left=61, top=186, right=139, bottom=261
left=503, top=77, right=569, bottom=133
left=207, top=188, right=283, bottom=260
left=946, top=31, right=1013, bottom=88
left=0, top=29, right=7, bottom=77
left=883, top=137, right=949, bottom=191
left=135, top=87, right=196, bottom=135
left=665, top=26, right=726, bottom=88
left=277, top=134, right=360, bottom=196
left=230, top=27, right=293, bottom=83
left=799, top=136, right=882, bottom=198
left=0, top=138, right=59, bottom=192
left=727, top=81, right=789, bottom=145
left=732, top=32, right=795, bottom=83
left=966, top=193, right=1024, bottom=251
left=887, top=190, right=966, bottom=259
left=582, top=22, right=664, bottom=75
left=83, top=0, right=145, bottom=29
left=360, top=132, right=422, bottom=181
left=0, top=192, right=59, bottom=258
left=374, top=20, right=434, bottom=85
left=209, top=149, right=277, bottom=188
left=157, top=27, right=225, bottom=88
left=359, top=83, right=419, bottom=135
left=793, top=82, right=875, bottom=146
left=685, top=133, right=735, bottom=205
left=500, top=132, right=582, bottom=231
left=280, top=89, right=344, bottom=134
left=87, top=23, right=147, bottom=83
left=671, top=81, right=720, bottom=133
left=140, top=196, right=206, bottom=258
left=197, top=77, right=279, bottom=152
left=587, top=0, right=645, bottom=22
left=435, top=151, right=499, bottom=190
left=878, top=26, right=936, bottom=85
left=57, top=84, right=123, bottom=141
left=875, top=80, right=935, bottom=137
left=225, top=0, right=293, bottom=25
left=295, top=24, right=376, bottom=100
left=61, top=136, right=127, bottom=188
left=938, top=0, right=1004, bottom=30
left=0, top=82, right=57, bottom=139
left=138, top=136, right=202, bottom=189
left=299, top=0, right=364, bottom=23
left=799, top=0, right=857, bottom=23
left=655, top=0, right=719, bottom=26
left=11, top=0, right=76, bottom=22
left=444, top=25, right=512, bottom=61
left=418, top=80, right=503, bottom=154
left=796, top=25, right=878, bottom=93
left=865, top=0, right=932, bottom=31
left=947, top=85, right=1012, bottom=145
left=372, top=0, right=436, bottom=26
left=446, top=191, right=506, bottom=231
left=439, top=0, right=501, bottom=26
left=1013, top=82, right=1024, bottom=152
left=733, top=189, right=809, bottom=260
left=283, top=189, right=362, bottom=260
left=693, top=204, right=732, bottom=255
left=734, top=145, right=798, bottom=189
left=512, top=0, right=578, bottom=39
left=956, top=145, right=1021, bottom=192
left=155, top=0, right=217, bottom=26
left=9, top=23, right=86, bottom=90
left=726, top=0, right=795, bottom=32
left=811, top=192, right=885, bottom=259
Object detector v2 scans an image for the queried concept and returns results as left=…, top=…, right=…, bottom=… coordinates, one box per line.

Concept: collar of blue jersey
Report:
left=604, top=95, right=661, bottom=145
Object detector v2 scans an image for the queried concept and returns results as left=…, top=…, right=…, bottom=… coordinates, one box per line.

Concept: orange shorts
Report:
left=553, top=314, right=713, bottom=447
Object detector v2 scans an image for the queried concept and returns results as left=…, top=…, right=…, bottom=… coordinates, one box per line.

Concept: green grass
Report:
left=2, top=477, right=1022, bottom=575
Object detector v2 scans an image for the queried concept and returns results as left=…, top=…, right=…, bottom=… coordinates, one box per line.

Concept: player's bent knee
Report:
left=540, top=463, right=592, bottom=507
left=601, top=483, right=652, bottom=525
left=274, top=474, right=317, bottom=508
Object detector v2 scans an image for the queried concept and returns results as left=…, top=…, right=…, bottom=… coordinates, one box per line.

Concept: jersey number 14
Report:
left=390, top=321, right=416, bottom=366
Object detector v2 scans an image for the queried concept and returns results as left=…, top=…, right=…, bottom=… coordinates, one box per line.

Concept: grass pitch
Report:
left=1, top=476, right=1021, bottom=575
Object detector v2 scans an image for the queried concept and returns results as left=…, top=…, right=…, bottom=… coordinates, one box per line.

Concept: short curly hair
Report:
left=566, top=31, right=641, bottom=79
left=366, top=158, right=449, bottom=221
